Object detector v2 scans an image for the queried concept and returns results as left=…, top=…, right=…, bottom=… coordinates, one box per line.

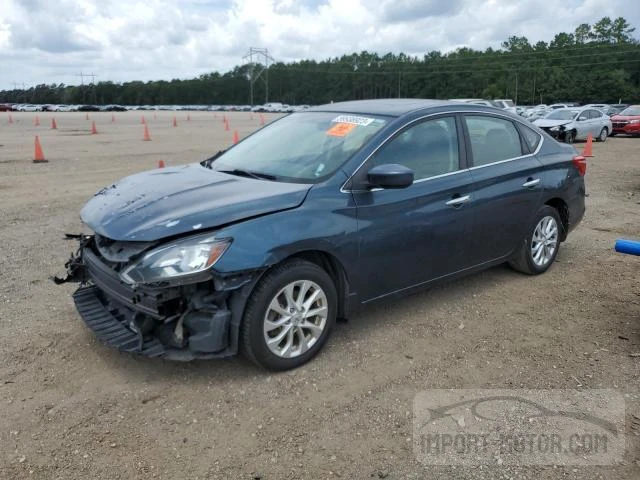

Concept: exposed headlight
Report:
left=629, top=119, right=640, bottom=124
left=549, top=126, right=560, bottom=132
left=120, top=234, right=231, bottom=284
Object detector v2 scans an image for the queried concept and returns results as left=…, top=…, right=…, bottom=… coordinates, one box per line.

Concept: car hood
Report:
left=533, top=119, right=573, bottom=128
left=611, top=115, right=640, bottom=121
left=81, top=164, right=312, bottom=241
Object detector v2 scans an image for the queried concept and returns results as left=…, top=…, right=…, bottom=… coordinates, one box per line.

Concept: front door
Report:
left=350, top=115, right=476, bottom=301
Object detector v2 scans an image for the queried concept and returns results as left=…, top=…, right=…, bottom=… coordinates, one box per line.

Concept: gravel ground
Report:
left=0, top=111, right=638, bottom=479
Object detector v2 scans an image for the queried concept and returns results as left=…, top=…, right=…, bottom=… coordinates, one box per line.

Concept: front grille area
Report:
left=73, top=286, right=167, bottom=357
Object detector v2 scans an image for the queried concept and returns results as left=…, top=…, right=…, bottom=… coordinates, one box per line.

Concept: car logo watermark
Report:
left=413, top=390, right=624, bottom=465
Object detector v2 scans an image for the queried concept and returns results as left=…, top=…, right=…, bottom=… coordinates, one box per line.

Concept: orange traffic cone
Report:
left=141, top=115, right=146, bottom=125
left=33, top=136, right=47, bottom=163
left=51, top=118, right=57, bottom=129
left=582, top=133, right=594, bottom=157
left=91, top=121, right=98, bottom=134
left=158, top=159, right=165, bottom=168
left=143, top=124, right=151, bottom=141
left=172, top=117, right=177, bottom=127
left=224, top=120, right=229, bottom=132
left=259, top=114, right=265, bottom=126
left=111, top=114, right=115, bottom=123
left=8, top=114, right=13, bottom=124
left=85, top=113, right=89, bottom=120
left=222, top=115, right=226, bottom=123
left=34, top=115, right=40, bottom=126
left=233, top=130, right=239, bottom=144
left=187, top=114, right=191, bottom=122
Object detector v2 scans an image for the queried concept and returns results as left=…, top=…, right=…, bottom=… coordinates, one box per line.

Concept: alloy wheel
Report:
left=263, top=280, right=328, bottom=358
left=531, top=216, right=559, bottom=267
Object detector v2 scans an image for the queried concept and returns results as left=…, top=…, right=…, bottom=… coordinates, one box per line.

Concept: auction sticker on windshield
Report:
left=331, top=115, right=375, bottom=126
left=327, top=122, right=357, bottom=137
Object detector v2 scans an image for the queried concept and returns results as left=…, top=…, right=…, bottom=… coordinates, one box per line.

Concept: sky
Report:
left=0, top=0, right=638, bottom=90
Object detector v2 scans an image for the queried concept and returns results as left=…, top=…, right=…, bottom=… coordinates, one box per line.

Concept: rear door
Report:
left=351, top=115, right=475, bottom=301
left=462, top=114, right=544, bottom=266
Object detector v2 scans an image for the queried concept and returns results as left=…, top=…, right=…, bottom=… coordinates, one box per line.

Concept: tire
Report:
left=241, top=259, right=337, bottom=370
left=509, top=205, right=562, bottom=275
left=596, top=127, right=608, bottom=142
left=609, top=132, right=617, bottom=137
left=565, top=131, right=576, bottom=144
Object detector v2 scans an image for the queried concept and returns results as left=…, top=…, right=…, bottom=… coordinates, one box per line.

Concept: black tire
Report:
left=241, top=259, right=337, bottom=370
left=609, top=131, right=617, bottom=137
left=565, top=131, right=576, bottom=144
left=596, top=127, right=608, bottom=142
left=509, top=205, right=563, bottom=275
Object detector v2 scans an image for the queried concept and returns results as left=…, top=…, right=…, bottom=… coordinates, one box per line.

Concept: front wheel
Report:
left=596, top=127, right=608, bottom=142
left=564, top=131, right=576, bottom=144
left=509, top=206, right=562, bottom=275
left=241, top=259, right=337, bottom=370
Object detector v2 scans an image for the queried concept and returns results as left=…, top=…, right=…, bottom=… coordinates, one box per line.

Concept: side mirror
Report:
left=367, top=164, right=414, bottom=189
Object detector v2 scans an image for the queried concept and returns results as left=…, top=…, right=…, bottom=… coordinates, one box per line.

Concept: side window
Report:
left=520, top=124, right=542, bottom=152
left=464, top=115, right=523, bottom=166
left=372, top=116, right=460, bottom=181
left=587, top=110, right=601, bottom=119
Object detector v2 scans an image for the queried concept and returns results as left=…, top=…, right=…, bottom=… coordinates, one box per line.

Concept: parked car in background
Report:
left=15, top=104, right=41, bottom=112
left=78, top=105, right=101, bottom=112
left=604, top=104, right=629, bottom=117
left=101, top=105, right=127, bottom=112
left=0, top=103, right=12, bottom=112
left=610, top=105, right=640, bottom=137
left=57, top=99, right=586, bottom=370
left=534, top=107, right=612, bottom=143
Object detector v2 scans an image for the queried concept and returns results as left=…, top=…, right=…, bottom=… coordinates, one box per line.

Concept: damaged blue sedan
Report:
left=57, top=99, right=586, bottom=370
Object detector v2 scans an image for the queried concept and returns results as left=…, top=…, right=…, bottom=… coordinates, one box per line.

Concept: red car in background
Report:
left=610, top=105, right=640, bottom=136
left=0, top=104, right=13, bottom=112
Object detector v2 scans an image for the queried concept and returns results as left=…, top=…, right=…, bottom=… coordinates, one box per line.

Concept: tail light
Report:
left=572, top=155, right=587, bottom=176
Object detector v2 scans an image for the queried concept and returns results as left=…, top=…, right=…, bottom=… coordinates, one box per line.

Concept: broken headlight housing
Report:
left=120, top=234, right=231, bottom=284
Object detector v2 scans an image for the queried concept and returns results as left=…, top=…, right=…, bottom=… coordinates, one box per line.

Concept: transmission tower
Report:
left=243, top=47, right=274, bottom=105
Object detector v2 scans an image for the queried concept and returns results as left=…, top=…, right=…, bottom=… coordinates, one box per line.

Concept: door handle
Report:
left=445, top=194, right=471, bottom=207
left=522, top=178, right=540, bottom=188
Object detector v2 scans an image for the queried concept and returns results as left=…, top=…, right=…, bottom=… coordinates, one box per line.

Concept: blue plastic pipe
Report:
left=615, top=239, right=640, bottom=256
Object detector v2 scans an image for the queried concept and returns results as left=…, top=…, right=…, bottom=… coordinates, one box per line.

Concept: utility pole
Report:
left=514, top=70, right=518, bottom=105
left=243, top=47, right=274, bottom=105
left=76, top=72, right=86, bottom=104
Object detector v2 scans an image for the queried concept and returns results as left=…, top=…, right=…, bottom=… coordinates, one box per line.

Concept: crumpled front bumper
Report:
left=56, top=235, right=257, bottom=361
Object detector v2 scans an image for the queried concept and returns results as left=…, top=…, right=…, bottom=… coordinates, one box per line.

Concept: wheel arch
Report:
left=544, top=197, right=569, bottom=241
left=282, top=250, right=351, bottom=320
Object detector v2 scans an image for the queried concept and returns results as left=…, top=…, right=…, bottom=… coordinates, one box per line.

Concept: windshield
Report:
left=546, top=110, right=579, bottom=120
left=620, top=106, right=640, bottom=116
left=209, top=112, right=388, bottom=182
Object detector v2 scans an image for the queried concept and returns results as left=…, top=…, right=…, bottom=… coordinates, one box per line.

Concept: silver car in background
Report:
left=533, top=107, right=612, bottom=143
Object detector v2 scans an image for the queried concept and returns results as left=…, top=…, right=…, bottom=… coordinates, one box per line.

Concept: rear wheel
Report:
left=596, top=127, right=608, bottom=142
left=241, top=259, right=337, bottom=370
left=509, top=206, right=562, bottom=275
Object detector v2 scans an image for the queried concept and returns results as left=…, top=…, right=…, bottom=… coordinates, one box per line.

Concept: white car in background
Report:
left=534, top=107, right=612, bottom=143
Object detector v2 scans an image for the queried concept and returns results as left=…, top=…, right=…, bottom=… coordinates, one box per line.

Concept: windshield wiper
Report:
left=201, top=150, right=226, bottom=168
left=217, top=169, right=278, bottom=181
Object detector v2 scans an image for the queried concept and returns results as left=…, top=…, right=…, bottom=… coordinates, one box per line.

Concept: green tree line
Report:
left=2, top=16, right=639, bottom=106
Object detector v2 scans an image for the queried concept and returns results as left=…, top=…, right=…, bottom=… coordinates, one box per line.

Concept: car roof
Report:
left=308, top=98, right=464, bottom=117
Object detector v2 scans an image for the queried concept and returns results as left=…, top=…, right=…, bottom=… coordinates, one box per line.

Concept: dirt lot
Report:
left=0, top=111, right=638, bottom=479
